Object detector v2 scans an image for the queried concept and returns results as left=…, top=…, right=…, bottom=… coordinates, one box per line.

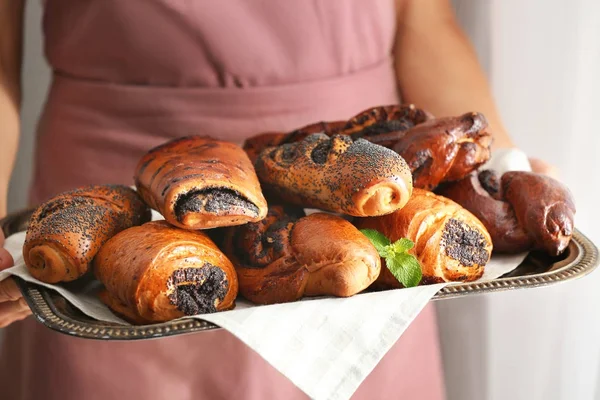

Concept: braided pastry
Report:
left=437, top=170, right=575, bottom=255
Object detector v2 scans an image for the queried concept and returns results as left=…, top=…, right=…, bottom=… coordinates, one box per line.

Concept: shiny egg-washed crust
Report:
left=391, top=112, right=493, bottom=190
left=255, top=134, right=413, bottom=217
left=222, top=206, right=381, bottom=305
left=94, top=221, right=238, bottom=324
left=243, top=104, right=431, bottom=163
left=134, top=136, right=268, bottom=230
left=23, top=185, right=151, bottom=283
left=438, top=170, right=575, bottom=256
left=354, top=189, right=492, bottom=287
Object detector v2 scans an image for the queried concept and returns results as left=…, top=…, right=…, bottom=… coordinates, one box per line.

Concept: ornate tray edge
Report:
left=5, top=210, right=599, bottom=341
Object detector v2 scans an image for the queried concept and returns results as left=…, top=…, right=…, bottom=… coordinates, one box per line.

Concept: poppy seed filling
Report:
left=168, top=265, right=229, bottom=315
left=174, top=188, right=259, bottom=221
left=441, top=218, right=489, bottom=266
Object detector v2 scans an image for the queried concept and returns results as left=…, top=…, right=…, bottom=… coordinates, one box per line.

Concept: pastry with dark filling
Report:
left=93, top=221, right=238, bottom=324
left=134, top=136, right=268, bottom=230
left=438, top=170, right=575, bottom=255
left=254, top=133, right=413, bottom=217
left=23, top=185, right=151, bottom=283
left=222, top=206, right=381, bottom=305
left=354, top=188, right=492, bottom=287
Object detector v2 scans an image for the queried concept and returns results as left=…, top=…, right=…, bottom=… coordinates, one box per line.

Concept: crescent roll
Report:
left=23, top=185, right=151, bottom=283
left=355, top=188, right=492, bottom=287
left=222, top=206, right=381, bottom=304
left=134, top=136, right=268, bottom=230
left=94, top=221, right=238, bottom=324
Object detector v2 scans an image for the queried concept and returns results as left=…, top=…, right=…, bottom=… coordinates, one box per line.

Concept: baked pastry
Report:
left=94, top=221, right=238, bottom=324
left=354, top=188, right=492, bottom=287
left=437, top=170, right=575, bottom=255
left=244, top=132, right=287, bottom=164
left=222, top=206, right=381, bottom=304
left=254, top=133, right=413, bottom=217
left=391, top=112, right=492, bottom=190
left=243, top=104, right=430, bottom=160
left=23, top=185, right=151, bottom=283
left=135, top=136, right=268, bottom=230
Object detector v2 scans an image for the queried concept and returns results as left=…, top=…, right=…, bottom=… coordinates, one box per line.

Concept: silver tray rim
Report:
left=3, top=208, right=599, bottom=341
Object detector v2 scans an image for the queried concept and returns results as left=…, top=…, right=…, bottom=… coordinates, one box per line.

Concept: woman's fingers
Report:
left=0, top=247, right=14, bottom=270
left=0, top=278, right=21, bottom=302
left=0, top=297, right=30, bottom=328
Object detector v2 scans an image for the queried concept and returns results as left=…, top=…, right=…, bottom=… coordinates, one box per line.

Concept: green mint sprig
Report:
left=360, top=229, right=422, bottom=288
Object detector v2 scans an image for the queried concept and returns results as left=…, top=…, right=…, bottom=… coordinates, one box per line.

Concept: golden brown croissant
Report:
left=354, top=188, right=492, bottom=287
left=222, top=206, right=381, bottom=304
left=254, top=134, right=413, bottom=217
left=134, top=136, right=268, bottom=230
left=94, top=221, right=238, bottom=324
left=438, top=170, right=575, bottom=255
left=23, top=185, right=151, bottom=283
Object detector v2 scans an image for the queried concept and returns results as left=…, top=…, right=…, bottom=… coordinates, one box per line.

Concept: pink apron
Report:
left=1, top=1, right=445, bottom=399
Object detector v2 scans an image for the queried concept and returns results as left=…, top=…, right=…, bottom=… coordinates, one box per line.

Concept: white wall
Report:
left=439, top=1, right=600, bottom=400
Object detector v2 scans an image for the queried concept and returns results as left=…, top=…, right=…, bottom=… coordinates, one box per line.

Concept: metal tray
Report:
left=3, top=208, right=598, bottom=341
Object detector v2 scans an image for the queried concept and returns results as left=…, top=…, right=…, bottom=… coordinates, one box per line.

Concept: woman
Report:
left=0, top=1, right=553, bottom=399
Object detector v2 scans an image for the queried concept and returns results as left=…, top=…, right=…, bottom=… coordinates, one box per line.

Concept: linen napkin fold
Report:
left=0, top=148, right=531, bottom=400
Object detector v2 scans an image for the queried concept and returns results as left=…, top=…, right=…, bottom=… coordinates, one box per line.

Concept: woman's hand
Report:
left=0, top=230, right=30, bottom=328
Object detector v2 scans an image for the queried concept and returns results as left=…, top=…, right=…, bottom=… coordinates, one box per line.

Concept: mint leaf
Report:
left=391, top=238, right=414, bottom=254
left=385, top=253, right=422, bottom=288
left=360, top=229, right=423, bottom=288
left=360, top=229, right=391, bottom=256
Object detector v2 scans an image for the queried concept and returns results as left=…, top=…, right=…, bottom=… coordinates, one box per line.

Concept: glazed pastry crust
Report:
left=23, top=185, right=151, bottom=283
left=94, top=221, right=238, bottom=324
left=222, top=206, right=381, bottom=304
left=355, top=188, right=492, bottom=287
left=255, top=134, right=413, bottom=217
left=135, top=136, right=268, bottom=230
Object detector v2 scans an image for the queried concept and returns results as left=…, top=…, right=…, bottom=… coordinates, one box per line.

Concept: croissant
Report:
left=254, top=133, right=413, bottom=217
left=354, top=188, right=492, bottom=287
left=243, top=104, right=431, bottom=161
left=387, top=112, right=493, bottom=190
left=23, top=185, right=151, bottom=283
left=94, top=221, right=238, bottom=324
left=221, top=206, right=381, bottom=304
left=437, top=170, right=575, bottom=255
left=134, top=136, right=268, bottom=230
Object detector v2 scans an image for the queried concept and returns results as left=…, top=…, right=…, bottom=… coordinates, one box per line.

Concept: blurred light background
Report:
left=5, top=1, right=600, bottom=399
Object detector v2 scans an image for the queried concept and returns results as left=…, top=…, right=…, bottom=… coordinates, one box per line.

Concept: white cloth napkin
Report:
left=0, top=148, right=532, bottom=400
